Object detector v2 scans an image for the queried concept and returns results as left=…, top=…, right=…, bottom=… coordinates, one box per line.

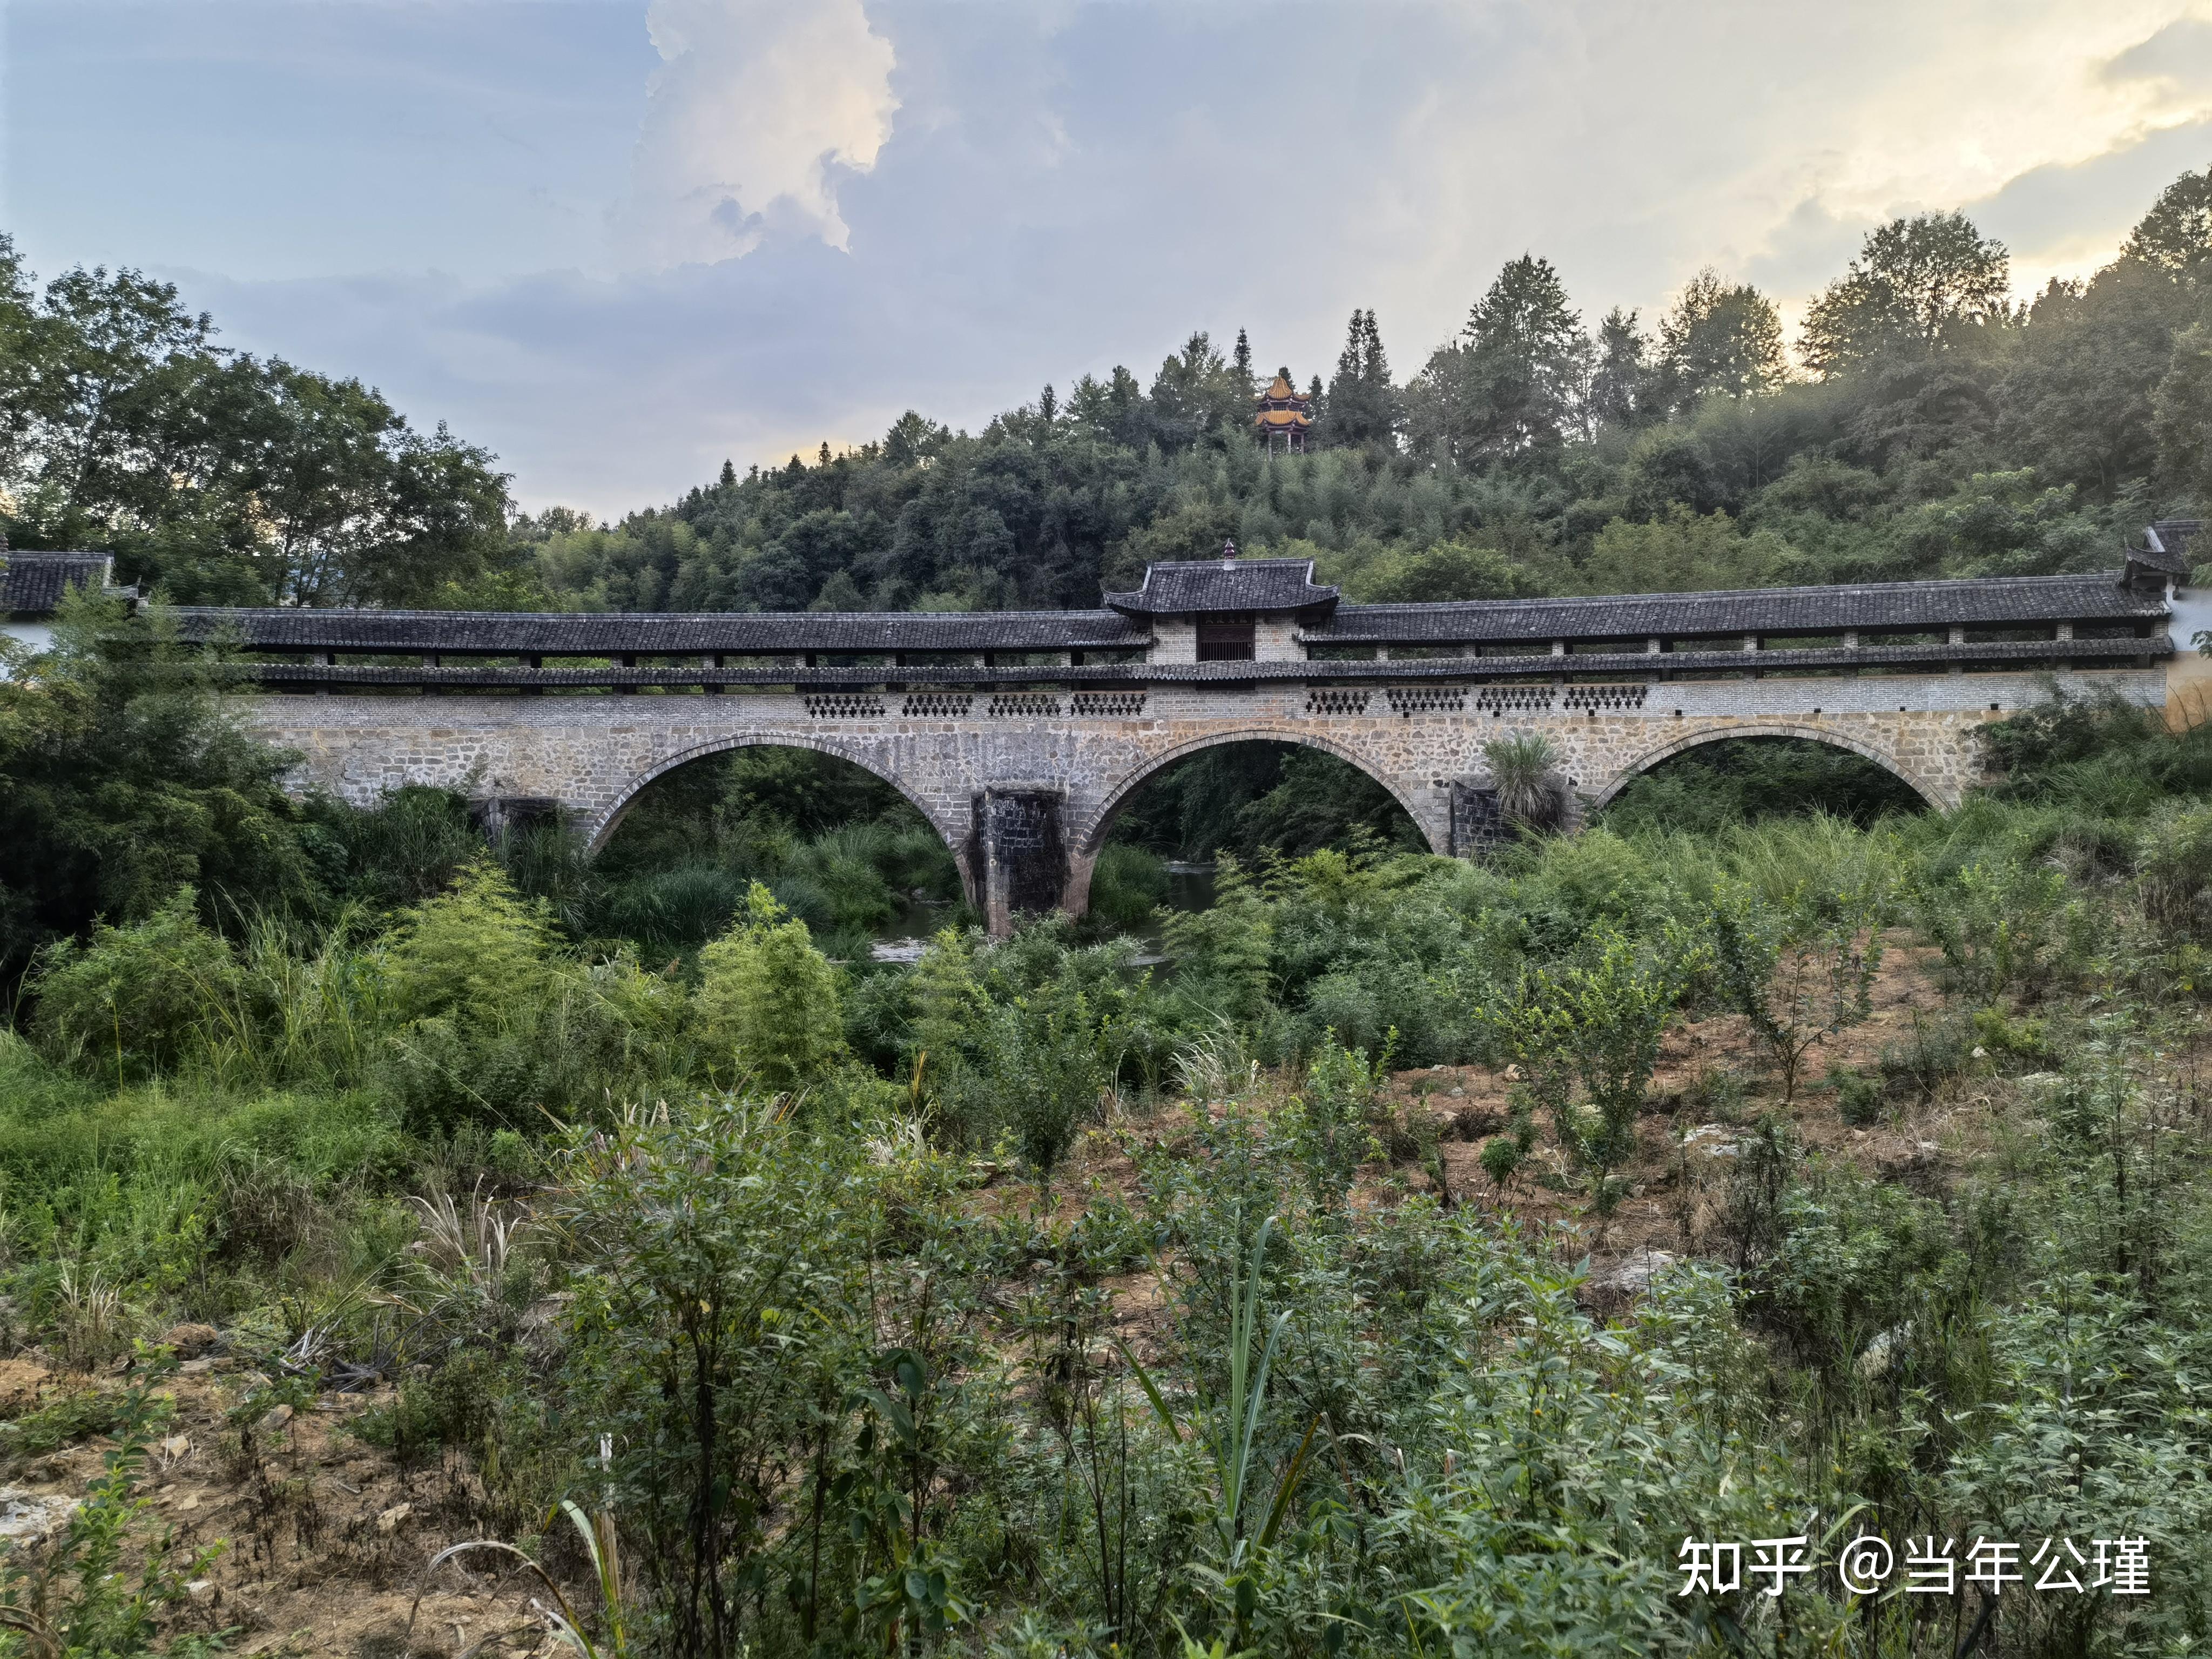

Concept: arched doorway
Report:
left=1596, top=733, right=1931, bottom=833
left=591, top=744, right=968, bottom=959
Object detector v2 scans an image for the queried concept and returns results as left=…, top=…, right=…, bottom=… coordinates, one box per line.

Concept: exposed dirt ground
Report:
left=0, top=938, right=2139, bottom=1656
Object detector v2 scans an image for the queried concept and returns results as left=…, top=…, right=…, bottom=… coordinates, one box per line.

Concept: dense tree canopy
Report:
left=0, top=235, right=512, bottom=605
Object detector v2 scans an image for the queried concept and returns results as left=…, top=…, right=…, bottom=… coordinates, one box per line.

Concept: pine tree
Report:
left=1407, top=255, right=1591, bottom=466
left=718, top=458, right=737, bottom=488
left=1232, top=328, right=1253, bottom=385
left=1360, top=309, right=1391, bottom=385
left=1320, top=308, right=1400, bottom=449
left=1039, top=383, right=1057, bottom=424
left=1589, top=307, right=1651, bottom=429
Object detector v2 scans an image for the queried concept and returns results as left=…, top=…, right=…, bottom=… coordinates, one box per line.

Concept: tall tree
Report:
left=1588, top=307, right=1654, bottom=431
left=1318, top=308, right=1399, bottom=450
left=1408, top=255, right=1591, bottom=467
left=2123, top=165, right=2212, bottom=285
left=1799, top=212, right=2011, bottom=375
left=0, top=246, right=512, bottom=606
left=1657, top=268, right=1786, bottom=408
left=1147, top=331, right=1249, bottom=452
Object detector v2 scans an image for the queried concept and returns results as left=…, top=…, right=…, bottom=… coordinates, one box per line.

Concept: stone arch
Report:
left=1587, top=720, right=1946, bottom=812
left=1071, top=725, right=1445, bottom=858
left=582, top=732, right=968, bottom=865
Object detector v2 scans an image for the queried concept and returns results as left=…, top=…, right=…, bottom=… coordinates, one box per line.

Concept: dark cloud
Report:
left=2103, top=18, right=2212, bottom=89
left=1968, top=117, right=2212, bottom=265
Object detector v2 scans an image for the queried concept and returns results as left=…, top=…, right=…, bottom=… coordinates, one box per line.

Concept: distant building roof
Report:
left=1103, top=558, right=1340, bottom=617
left=1253, top=372, right=1313, bottom=440
left=3, top=552, right=118, bottom=616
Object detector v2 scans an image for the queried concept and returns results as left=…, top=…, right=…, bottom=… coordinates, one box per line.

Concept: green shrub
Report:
left=1292, top=1036, right=1385, bottom=1206
left=379, top=862, right=556, bottom=1024
left=1710, top=875, right=1885, bottom=1103
left=2137, top=800, right=2212, bottom=938
left=1825, top=1063, right=1885, bottom=1126
left=30, top=891, right=241, bottom=1082
left=1087, top=842, right=1169, bottom=933
left=695, top=883, right=846, bottom=1091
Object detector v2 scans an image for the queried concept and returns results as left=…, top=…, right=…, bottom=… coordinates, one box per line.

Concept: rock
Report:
left=161, top=1323, right=220, bottom=1358
left=255, top=1404, right=293, bottom=1434
left=0, top=1488, right=79, bottom=1543
left=185, top=1579, right=214, bottom=1601
left=1448, top=1085, right=1466, bottom=1098
left=1593, top=1250, right=1680, bottom=1295
left=1857, top=1326, right=1906, bottom=1379
left=376, top=1501, right=413, bottom=1534
left=178, top=1359, right=215, bottom=1376
left=178, top=1493, right=200, bottom=1512
left=159, top=1434, right=191, bottom=1462
left=1683, top=1123, right=1742, bottom=1157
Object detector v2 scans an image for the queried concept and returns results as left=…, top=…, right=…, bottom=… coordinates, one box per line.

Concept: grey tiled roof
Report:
left=2147, top=519, right=2203, bottom=559
left=165, top=605, right=1148, bottom=655
left=4, top=552, right=114, bottom=615
left=157, top=565, right=2160, bottom=662
left=2135, top=520, right=2199, bottom=576
left=1104, top=558, right=1339, bottom=616
left=226, top=630, right=2163, bottom=692
left=1310, top=572, right=2162, bottom=644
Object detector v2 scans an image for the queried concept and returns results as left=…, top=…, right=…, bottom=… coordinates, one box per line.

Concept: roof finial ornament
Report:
left=1220, top=538, right=1237, bottom=569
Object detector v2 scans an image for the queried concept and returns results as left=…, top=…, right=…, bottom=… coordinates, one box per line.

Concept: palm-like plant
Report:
left=1483, top=733, right=1568, bottom=831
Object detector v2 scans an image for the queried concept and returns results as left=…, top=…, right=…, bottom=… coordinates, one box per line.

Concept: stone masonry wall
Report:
left=240, top=664, right=2168, bottom=922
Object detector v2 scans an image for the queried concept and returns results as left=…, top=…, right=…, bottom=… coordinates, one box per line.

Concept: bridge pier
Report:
left=972, top=787, right=1071, bottom=935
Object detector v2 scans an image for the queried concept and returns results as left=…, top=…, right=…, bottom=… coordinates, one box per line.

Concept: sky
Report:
left=7, top=1, right=2212, bottom=518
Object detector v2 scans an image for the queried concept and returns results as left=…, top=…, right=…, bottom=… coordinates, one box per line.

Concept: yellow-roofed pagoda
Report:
left=1253, top=370, right=1312, bottom=452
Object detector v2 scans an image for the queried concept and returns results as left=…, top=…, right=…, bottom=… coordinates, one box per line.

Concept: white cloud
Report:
left=617, top=0, right=898, bottom=267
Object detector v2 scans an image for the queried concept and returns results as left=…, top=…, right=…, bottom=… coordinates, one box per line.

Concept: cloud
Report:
left=2103, top=17, right=2212, bottom=92
left=617, top=0, right=898, bottom=267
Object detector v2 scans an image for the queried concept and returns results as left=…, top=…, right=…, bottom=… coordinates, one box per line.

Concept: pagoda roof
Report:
left=1104, top=558, right=1339, bottom=618
left=1260, top=372, right=1299, bottom=400
left=1256, top=407, right=1312, bottom=428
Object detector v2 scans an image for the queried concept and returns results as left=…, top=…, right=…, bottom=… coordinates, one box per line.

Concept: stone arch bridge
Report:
left=153, top=535, right=2206, bottom=933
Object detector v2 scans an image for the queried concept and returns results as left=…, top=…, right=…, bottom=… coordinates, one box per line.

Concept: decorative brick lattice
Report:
left=1563, top=683, right=1649, bottom=712
left=804, top=693, right=885, bottom=719
left=1070, top=692, right=1147, bottom=717
left=989, top=692, right=1062, bottom=718
left=1386, top=685, right=1467, bottom=716
left=1305, top=688, right=1372, bottom=714
left=901, top=692, right=973, bottom=718
left=1476, top=686, right=1556, bottom=714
